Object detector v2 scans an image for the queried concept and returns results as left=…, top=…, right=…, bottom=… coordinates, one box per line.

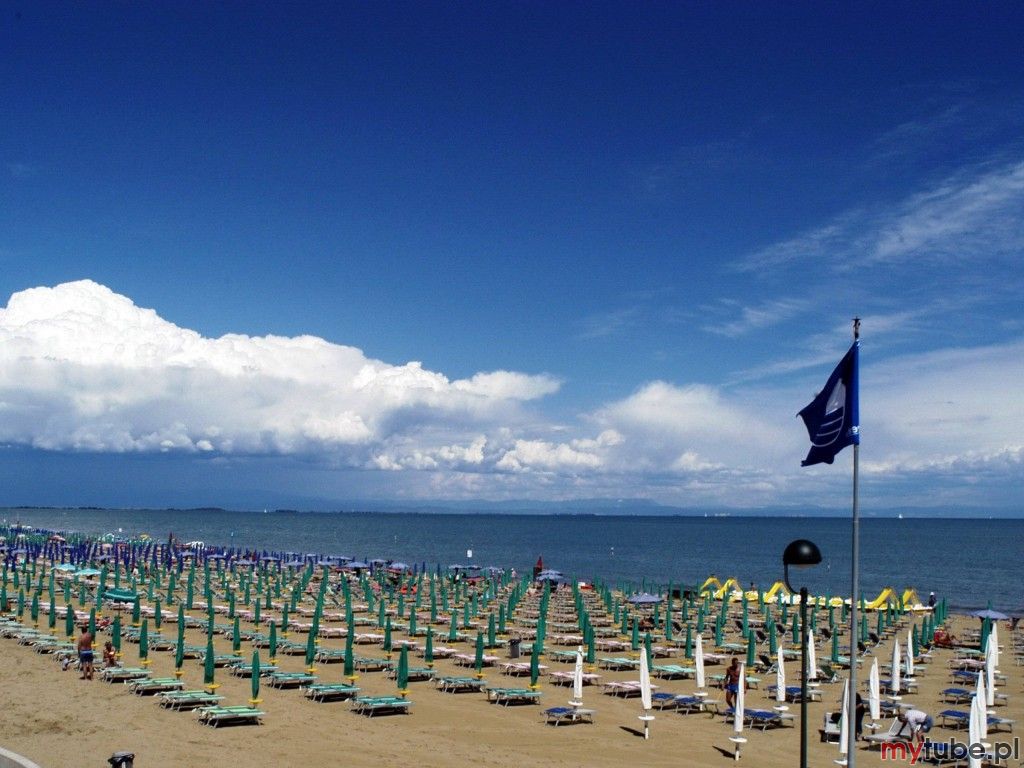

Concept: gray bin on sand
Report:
left=108, top=753, right=135, bottom=768
left=508, top=638, right=521, bottom=659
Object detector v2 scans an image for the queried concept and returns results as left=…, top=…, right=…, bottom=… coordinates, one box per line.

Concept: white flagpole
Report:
left=846, top=317, right=861, bottom=767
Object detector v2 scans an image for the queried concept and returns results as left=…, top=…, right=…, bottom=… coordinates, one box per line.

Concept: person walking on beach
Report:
left=77, top=625, right=94, bottom=680
left=724, top=657, right=741, bottom=709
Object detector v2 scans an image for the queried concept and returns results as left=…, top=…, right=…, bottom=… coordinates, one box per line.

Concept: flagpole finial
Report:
left=852, top=317, right=860, bottom=340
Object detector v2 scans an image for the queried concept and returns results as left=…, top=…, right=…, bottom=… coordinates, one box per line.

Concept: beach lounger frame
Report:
left=197, top=705, right=265, bottom=727
left=351, top=696, right=412, bottom=716
left=159, top=690, right=225, bottom=711
left=486, top=687, right=543, bottom=706
left=541, top=706, right=595, bottom=725
left=305, top=683, right=361, bottom=702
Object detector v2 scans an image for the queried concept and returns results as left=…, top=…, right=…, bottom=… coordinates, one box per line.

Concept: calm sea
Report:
left=2, top=508, right=1020, bottom=614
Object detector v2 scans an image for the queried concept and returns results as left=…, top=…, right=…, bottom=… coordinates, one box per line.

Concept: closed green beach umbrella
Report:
left=112, top=614, right=122, bottom=657
left=174, top=612, right=185, bottom=676
left=250, top=650, right=261, bottom=706
left=474, top=631, right=485, bottom=678
left=203, top=634, right=217, bottom=690
left=343, top=624, right=355, bottom=680
left=397, top=645, right=409, bottom=694
left=529, top=640, right=540, bottom=689
left=232, top=615, right=242, bottom=655
left=139, top=618, right=150, bottom=666
left=268, top=620, right=278, bottom=662
left=304, top=625, right=317, bottom=672
left=424, top=628, right=434, bottom=667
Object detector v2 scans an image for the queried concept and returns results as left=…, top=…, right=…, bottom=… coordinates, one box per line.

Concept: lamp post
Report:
left=783, top=539, right=823, bottom=768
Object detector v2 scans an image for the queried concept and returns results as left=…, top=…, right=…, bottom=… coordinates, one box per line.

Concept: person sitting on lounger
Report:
left=724, top=657, right=741, bottom=709
left=932, top=629, right=957, bottom=648
left=103, top=641, right=117, bottom=667
left=899, top=708, right=933, bottom=744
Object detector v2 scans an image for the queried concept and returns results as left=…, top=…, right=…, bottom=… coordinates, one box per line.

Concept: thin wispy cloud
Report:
left=702, top=298, right=807, bottom=338
left=739, top=159, right=1024, bottom=272
left=576, top=306, right=641, bottom=340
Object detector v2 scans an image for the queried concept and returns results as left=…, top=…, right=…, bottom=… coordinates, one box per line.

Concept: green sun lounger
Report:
left=435, top=676, right=487, bottom=693
left=101, top=667, right=151, bottom=682
left=268, top=671, right=317, bottom=688
left=486, top=687, right=543, bottom=706
left=159, top=690, right=225, bottom=710
left=354, top=656, right=391, bottom=671
left=351, top=696, right=412, bottom=716
left=129, top=677, right=184, bottom=695
left=305, top=683, right=360, bottom=702
left=197, top=705, right=265, bottom=727
left=652, top=664, right=695, bottom=679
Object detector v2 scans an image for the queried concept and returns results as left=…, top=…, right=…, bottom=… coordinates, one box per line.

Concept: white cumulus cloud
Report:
left=0, top=280, right=560, bottom=457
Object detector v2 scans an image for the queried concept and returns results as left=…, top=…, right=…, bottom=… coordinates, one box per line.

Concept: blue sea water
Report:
left=2, top=508, right=1021, bottom=614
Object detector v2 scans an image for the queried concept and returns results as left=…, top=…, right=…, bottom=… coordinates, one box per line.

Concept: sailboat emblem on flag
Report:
left=798, top=342, right=859, bottom=466
left=809, top=379, right=847, bottom=447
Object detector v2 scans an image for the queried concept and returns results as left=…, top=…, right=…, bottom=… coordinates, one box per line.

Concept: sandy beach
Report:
left=1, top=577, right=1018, bottom=768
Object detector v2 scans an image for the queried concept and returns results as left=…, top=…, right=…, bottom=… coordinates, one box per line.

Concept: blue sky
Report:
left=1, top=3, right=1022, bottom=511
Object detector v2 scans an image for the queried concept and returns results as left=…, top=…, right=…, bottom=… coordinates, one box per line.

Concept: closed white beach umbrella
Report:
left=695, top=632, right=706, bottom=690
left=890, top=639, right=901, bottom=695
left=970, top=696, right=987, bottom=765
left=868, top=658, right=881, bottom=722
left=776, top=647, right=786, bottom=702
left=905, top=630, right=914, bottom=678
left=838, top=677, right=850, bottom=759
left=733, top=661, right=746, bottom=734
left=975, top=672, right=988, bottom=740
left=984, top=635, right=996, bottom=707
left=570, top=646, right=584, bottom=707
left=968, top=694, right=983, bottom=768
left=728, top=661, right=748, bottom=760
left=639, top=644, right=654, bottom=739
left=807, top=627, right=817, bottom=680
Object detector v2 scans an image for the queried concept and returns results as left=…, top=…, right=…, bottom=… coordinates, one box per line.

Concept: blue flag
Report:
left=798, top=341, right=859, bottom=466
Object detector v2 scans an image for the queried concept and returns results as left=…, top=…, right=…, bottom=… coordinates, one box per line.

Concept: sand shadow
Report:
left=618, top=725, right=646, bottom=738
left=712, top=745, right=736, bottom=760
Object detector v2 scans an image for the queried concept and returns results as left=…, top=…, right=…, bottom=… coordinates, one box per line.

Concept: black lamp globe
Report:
left=782, top=539, right=822, bottom=591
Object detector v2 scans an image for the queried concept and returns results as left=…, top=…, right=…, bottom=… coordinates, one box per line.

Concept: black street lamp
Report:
left=783, top=539, right=823, bottom=768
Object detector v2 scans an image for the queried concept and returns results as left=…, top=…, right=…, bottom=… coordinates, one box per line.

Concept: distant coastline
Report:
left=1, top=503, right=1021, bottom=519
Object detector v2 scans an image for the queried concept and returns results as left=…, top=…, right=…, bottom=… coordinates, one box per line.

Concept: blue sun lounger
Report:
left=939, top=709, right=1015, bottom=733
left=542, top=706, right=595, bottom=725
